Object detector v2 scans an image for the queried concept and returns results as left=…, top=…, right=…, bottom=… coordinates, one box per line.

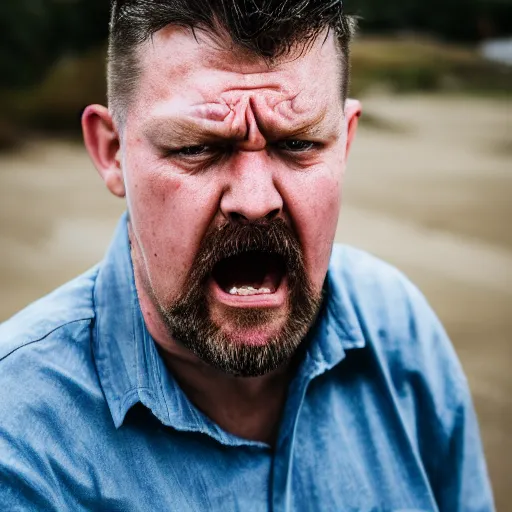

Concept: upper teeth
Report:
left=229, top=286, right=272, bottom=296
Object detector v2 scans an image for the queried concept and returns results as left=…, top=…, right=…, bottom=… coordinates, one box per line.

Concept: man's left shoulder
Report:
left=329, top=244, right=431, bottom=322
left=327, top=247, right=494, bottom=510
left=328, top=244, right=472, bottom=421
left=329, top=244, right=468, bottom=400
left=329, top=244, right=425, bottom=307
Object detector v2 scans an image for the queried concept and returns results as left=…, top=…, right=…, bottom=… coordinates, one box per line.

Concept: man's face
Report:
left=109, top=28, right=359, bottom=375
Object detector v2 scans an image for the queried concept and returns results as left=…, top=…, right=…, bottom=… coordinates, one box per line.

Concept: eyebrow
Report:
left=143, top=104, right=238, bottom=147
left=144, top=118, right=223, bottom=148
left=143, top=104, right=335, bottom=148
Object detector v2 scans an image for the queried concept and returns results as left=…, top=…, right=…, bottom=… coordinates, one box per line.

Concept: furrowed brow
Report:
left=260, top=112, right=337, bottom=142
left=143, top=118, right=233, bottom=148
left=142, top=103, right=244, bottom=147
left=248, top=94, right=334, bottom=141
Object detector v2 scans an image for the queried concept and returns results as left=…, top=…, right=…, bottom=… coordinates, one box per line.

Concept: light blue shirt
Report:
left=0, top=214, right=494, bottom=511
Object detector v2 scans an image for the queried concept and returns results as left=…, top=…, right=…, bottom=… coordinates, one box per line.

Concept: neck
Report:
left=160, top=343, right=292, bottom=445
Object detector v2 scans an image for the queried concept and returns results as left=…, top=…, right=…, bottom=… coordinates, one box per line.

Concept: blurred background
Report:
left=0, top=0, right=511, bottom=508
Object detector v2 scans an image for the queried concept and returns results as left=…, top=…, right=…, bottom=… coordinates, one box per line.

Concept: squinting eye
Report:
left=176, top=145, right=209, bottom=157
left=278, top=140, right=316, bottom=152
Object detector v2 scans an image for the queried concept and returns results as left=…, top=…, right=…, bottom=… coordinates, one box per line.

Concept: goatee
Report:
left=159, top=219, right=322, bottom=377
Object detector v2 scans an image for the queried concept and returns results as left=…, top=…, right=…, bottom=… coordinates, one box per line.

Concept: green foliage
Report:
left=350, top=38, right=512, bottom=96
left=0, top=0, right=50, bottom=87
left=344, top=0, right=512, bottom=41
left=0, top=47, right=107, bottom=135
left=0, top=0, right=109, bottom=89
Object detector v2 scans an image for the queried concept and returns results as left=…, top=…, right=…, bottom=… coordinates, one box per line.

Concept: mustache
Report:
left=185, top=218, right=305, bottom=286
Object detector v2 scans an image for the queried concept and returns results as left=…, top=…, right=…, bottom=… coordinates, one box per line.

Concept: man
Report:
left=0, top=0, right=494, bottom=510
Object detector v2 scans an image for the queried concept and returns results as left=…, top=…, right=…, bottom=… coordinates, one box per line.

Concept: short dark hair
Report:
left=108, top=0, right=355, bottom=124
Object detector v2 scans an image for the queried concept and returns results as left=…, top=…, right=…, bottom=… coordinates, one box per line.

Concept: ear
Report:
left=82, top=105, right=125, bottom=198
left=344, top=98, right=362, bottom=158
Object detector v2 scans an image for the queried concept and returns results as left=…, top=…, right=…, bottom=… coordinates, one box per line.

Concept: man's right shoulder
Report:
left=0, top=267, right=109, bottom=511
left=0, top=266, right=99, bottom=362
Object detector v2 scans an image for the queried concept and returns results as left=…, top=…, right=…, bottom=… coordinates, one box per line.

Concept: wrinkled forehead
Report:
left=130, top=26, right=343, bottom=115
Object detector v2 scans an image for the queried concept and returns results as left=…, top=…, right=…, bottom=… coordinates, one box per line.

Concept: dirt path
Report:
left=1, top=94, right=511, bottom=509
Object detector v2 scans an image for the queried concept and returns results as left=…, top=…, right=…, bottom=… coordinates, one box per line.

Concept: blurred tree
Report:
left=0, top=0, right=109, bottom=89
left=344, top=0, right=512, bottom=41
left=0, top=0, right=51, bottom=87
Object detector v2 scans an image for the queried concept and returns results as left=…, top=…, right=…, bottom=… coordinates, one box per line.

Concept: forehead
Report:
left=131, top=26, right=343, bottom=118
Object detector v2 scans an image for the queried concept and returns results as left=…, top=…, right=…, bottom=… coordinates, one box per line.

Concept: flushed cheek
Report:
left=125, top=161, right=220, bottom=305
left=283, top=172, right=341, bottom=292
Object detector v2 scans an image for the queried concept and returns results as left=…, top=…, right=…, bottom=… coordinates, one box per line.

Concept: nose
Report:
left=220, top=151, right=283, bottom=223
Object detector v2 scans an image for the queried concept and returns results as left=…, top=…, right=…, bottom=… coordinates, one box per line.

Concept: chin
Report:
left=211, top=307, right=289, bottom=347
left=222, top=326, right=283, bottom=348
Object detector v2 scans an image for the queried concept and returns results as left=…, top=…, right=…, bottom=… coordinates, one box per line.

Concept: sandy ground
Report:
left=0, top=94, right=511, bottom=509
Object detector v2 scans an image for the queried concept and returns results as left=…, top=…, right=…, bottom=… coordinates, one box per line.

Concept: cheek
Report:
left=124, top=155, right=220, bottom=303
left=282, top=170, right=341, bottom=291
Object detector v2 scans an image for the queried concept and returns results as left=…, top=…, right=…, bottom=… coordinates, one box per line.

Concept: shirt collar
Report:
left=93, top=214, right=366, bottom=440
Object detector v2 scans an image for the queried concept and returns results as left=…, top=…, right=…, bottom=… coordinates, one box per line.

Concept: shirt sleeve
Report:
left=0, top=456, right=61, bottom=511
left=434, top=385, right=495, bottom=512
left=399, top=280, right=496, bottom=512
left=0, top=409, right=64, bottom=511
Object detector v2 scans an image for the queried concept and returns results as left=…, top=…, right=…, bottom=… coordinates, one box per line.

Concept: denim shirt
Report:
left=0, top=214, right=494, bottom=511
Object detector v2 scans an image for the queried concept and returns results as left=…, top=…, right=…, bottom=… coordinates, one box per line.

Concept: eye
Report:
left=165, top=144, right=232, bottom=161
left=162, top=144, right=230, bottom=170
left=277, top=140, right=316, bottom=152
left=175, top=145, right=210, bottom=157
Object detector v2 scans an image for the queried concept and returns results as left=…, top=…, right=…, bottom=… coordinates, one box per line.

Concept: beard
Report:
left=157, top=219, right=323, bottom=377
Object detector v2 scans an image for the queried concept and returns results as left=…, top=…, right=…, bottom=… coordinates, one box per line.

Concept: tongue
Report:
left=212, top=251, right=284, bottom=294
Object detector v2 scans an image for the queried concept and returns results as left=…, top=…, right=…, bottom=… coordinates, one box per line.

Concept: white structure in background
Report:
left=480, top=38, right=512, bottom=66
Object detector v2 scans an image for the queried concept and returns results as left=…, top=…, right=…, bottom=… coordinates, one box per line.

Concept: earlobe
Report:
left=344, top=98, right=362, bottom=157
left=82, top=105, right=126, bottom=198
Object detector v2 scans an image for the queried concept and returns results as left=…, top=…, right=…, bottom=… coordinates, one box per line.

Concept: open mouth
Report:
left=211, top=250, right=286, bottom=297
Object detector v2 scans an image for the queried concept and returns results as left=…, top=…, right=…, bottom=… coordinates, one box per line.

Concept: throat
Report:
left=162, top=349, right=291, bottom=445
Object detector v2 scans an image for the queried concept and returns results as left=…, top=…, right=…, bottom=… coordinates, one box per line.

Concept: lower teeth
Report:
left=229, top=286, right=272, bottom=296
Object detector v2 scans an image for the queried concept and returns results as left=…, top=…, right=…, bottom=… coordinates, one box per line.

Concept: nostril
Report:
left=229, top=209, right=280, bottom=223
left=265, top=209, right=280, bottom=221
left=229, top=212, right=249, bottom=224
